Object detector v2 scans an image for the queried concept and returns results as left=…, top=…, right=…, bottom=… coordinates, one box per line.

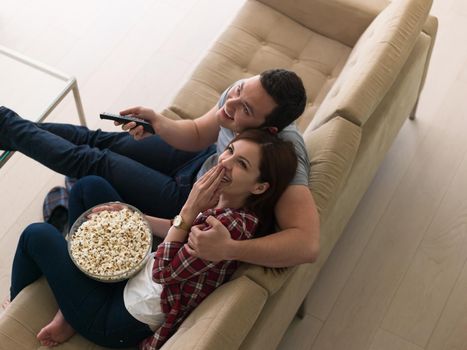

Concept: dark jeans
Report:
left=0, top=106, right=216, bottom=218
left=10, top=176, right=153, bottom=348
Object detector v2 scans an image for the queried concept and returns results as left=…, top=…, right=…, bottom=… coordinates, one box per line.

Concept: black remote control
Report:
left=99, top=112, right=155, bottom=134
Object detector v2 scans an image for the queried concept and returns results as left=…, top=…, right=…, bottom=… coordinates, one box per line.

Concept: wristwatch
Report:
left=172, top=214, right=191, bottom=231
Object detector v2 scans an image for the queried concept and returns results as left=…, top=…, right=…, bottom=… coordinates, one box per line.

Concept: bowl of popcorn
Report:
left=67, top=203, right=153, bottom=282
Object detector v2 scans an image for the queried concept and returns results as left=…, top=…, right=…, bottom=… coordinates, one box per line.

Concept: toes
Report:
left=1, top=298, right=10, bottom=310
left=36, top=328, right=47, bottom=341
left=39, top=337, right=58, bottom=347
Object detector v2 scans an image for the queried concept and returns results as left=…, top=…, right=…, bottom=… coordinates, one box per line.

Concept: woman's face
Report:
left=217, top=139, right=269, bottom=200
left=216, top=76, right=277, bottom=133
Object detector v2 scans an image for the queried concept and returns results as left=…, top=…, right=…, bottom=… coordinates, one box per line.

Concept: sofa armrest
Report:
left=161, top=276, right=267, bottom=350
left=0, top=278, right=57, bottom=350
left=257, top=0, right=389, bottom=47
left=0, top=278, right=134, bottom=350
left=304, top=116, right=361, bottom=222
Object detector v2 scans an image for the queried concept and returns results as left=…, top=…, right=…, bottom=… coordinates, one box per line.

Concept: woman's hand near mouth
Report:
left=181, top=165, right=225, bottom=220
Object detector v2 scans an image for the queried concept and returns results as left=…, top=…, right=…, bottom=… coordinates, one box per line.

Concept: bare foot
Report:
left=1, top=298, right=10, bottom=310
left=0, top=298, right=10, bottom=318
left=37, top=309, right=75, bottom=347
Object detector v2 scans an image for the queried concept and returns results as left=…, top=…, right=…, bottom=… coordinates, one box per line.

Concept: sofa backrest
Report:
left=257, top=0, right=387, bottom=47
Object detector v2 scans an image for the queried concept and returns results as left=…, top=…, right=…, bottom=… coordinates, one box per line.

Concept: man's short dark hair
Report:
left=259, top=69, right=307, bottom=132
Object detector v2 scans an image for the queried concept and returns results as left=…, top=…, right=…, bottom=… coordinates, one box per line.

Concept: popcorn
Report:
left=69, top=207, right=152, bottom=281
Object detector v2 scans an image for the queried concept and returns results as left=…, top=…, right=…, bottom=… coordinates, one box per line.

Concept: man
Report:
left=0, top=69, right=319, bottom=267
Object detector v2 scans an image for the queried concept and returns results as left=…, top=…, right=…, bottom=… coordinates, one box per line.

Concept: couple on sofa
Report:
left=0, top=69, right=320, bottom=349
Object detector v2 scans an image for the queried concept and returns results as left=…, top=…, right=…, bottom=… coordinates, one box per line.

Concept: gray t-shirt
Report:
left=196, top=82, right=310, bottom=186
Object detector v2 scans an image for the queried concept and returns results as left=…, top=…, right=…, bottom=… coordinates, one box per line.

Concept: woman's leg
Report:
left=37, top=309, right=75, bottom=347
left=10, top=223, right=152, bottom=348
left=0, top=107, right=215, bottom=217
left=67, top=175, right=124, bottom=225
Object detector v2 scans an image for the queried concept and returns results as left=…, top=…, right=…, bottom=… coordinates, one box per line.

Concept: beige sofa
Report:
left=0, top=0, right=437, bottom=349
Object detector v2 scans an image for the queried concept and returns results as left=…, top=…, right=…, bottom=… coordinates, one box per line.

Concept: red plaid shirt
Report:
left=139, top=207, right=258, bottom=350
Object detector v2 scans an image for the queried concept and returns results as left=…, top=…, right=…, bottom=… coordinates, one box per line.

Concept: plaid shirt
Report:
left=139, top=207, right=258, bottom=350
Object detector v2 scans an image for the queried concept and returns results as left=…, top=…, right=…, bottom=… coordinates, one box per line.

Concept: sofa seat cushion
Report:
left=166, top=0, right=351, bottom=132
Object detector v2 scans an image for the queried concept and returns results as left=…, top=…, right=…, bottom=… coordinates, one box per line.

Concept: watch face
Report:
left=173, top=215, right=182, bottom=226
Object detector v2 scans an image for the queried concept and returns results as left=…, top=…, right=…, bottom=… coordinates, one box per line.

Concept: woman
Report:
left=9, top=129, right=297, bottom=349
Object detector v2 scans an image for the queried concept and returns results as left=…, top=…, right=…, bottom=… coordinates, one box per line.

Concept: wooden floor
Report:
left=1, top=1, right=466, bottom=349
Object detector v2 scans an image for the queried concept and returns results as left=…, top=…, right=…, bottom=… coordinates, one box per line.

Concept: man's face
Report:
left=216, top=76, right=277, bottom=133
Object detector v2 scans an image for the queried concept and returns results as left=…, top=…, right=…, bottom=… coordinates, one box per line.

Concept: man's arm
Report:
left=119, top=105, right=220, bottom=152
left=187, top=185, right=320, bottom=267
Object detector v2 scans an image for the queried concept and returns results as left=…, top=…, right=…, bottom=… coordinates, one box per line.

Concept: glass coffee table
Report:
left=0, top=44, right=87, bottom=167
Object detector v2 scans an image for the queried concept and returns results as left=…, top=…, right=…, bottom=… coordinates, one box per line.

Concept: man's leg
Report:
left=1, top=106, right=203, bottom=174
left=0, top=107, right=215, bottom=216
left=36, top=121, right=202, bottom=172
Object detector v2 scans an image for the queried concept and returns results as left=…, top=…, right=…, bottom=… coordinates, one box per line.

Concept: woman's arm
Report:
left=143, top=215, right=171, bottom=239
left=152, top=165, right=227, bottom=283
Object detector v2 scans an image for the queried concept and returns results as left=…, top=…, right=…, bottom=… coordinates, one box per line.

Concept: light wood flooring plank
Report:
left=107, top=53, right=191, bottom=114
left=109, top=0, right=246, bottom=114
left=426, top=259, right=467, bottom=350
left=459, top=55, right=467, bottom=83
left=158, top=0, right=246, bottom=65
left=64, top=1, right=185, bottom=119
left=277, top=315, right=323, bottom=350
left=416, top=9, right=467, bottom=118
left=0, top=164, right=63, bottom=301
left=0, top=157, right=60, bottom=237
left=431, top=0, right=456, bottom=14
left=452, top=0, right=467, bottom=15
left=369, top=329, right=424, bottom=350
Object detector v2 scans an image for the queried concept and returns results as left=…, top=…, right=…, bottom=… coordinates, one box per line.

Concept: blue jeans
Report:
left=10, top=176, right=153, bottom=348
left=67, top=175, right=124, bottom=227
left=0, top=106, right=216, bottom=218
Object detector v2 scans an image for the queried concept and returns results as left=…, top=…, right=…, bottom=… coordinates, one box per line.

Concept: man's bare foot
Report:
left=37, top=309, right=75, bottom=347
